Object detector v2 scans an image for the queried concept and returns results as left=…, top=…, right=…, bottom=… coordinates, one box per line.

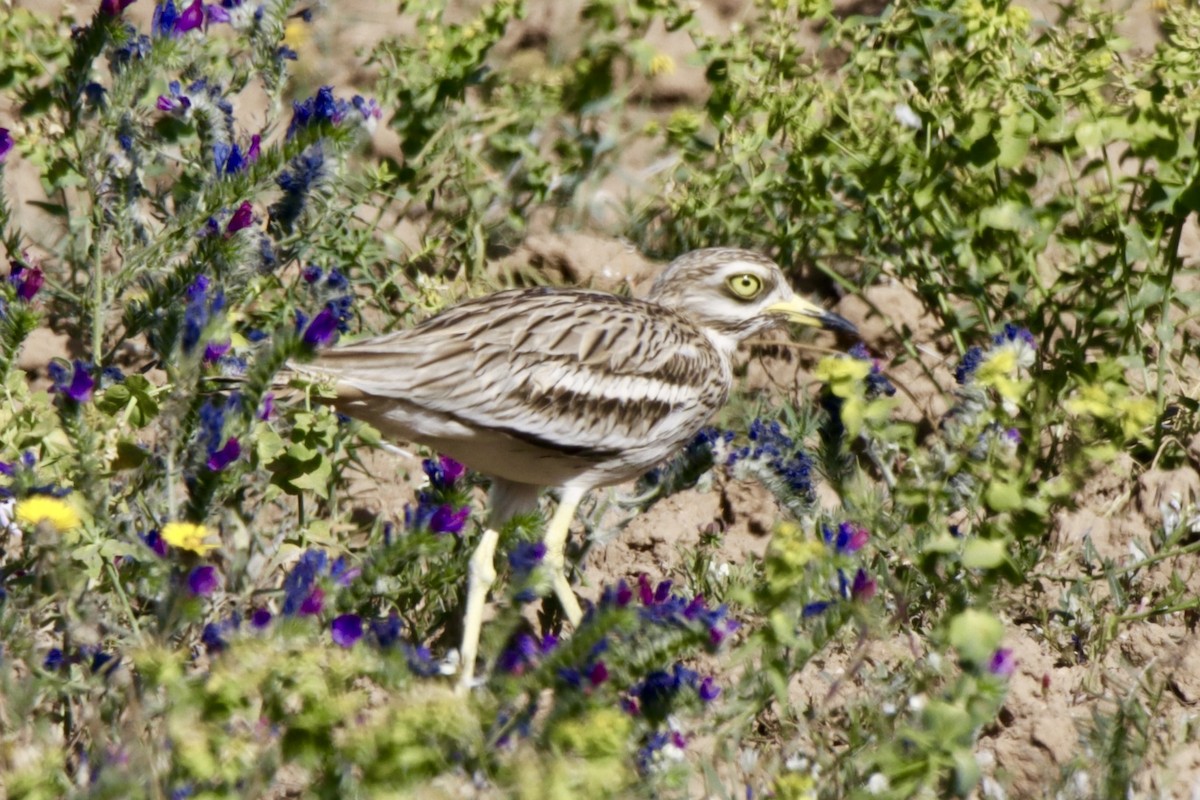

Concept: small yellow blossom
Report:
left=15, top=496, right=81, bottom=532
left=1064, top=383, right=1114, bottom=418
left=161, top=522, right=218, bottom=555
left=282, top=20, right=310, bottom=50
left=975, top=348, right=1028, bottom=402
left=1115, top=396, right=1156, bottom=439
left=648, top=53, right=675, bottom=77
left=813, top=356, right=871, bottom=398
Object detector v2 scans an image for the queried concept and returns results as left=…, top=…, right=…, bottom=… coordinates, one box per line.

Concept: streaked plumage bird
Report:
left=290, top=247, right=856, bottom=690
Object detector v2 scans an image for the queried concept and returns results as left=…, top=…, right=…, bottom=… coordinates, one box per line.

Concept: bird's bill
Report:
left=766, top=296, right=858, bottom=335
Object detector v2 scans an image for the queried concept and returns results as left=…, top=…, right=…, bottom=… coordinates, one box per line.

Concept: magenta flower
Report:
left=299, top=586, right=324, bottom=616
left=0, top=128, right=13, bottom=163
left=331, top=614, right=363, bottom=648
left=10, top=263, right=44, bottom=301
left=187, top=565, right=219, bottom=596
left=850, top=568, right=877, bottom=601
left=99, top=0, right=137, bottom=16
left=226, top=201, right=253, bottom=235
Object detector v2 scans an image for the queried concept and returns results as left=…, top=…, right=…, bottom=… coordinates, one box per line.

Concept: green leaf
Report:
left=984, top=481, right=1023, bottom=512
left=962, top=538, right=1008, bottom=569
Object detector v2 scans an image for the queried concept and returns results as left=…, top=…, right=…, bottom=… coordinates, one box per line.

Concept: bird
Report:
left=287, top=247, right=857, bottom=691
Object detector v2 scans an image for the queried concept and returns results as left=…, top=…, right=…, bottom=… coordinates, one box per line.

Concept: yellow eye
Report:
left=727, top=273, right=763, bottom=299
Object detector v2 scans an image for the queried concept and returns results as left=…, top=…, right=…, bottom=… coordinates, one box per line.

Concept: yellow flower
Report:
left=648, top=53, right=675, bottom=77
left=161, top=522, right=218, bottom=555
left=15, top=496, right=81, bottom=532
left=813, top=356, right=871, bottom=398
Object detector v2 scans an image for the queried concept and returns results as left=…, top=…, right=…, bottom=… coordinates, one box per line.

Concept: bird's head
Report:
left=647, top=248, right=857, bottom=344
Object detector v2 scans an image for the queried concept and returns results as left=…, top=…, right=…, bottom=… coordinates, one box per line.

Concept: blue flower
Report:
left=43, top=648, right=64, bottom=671
left=271, top=144, right=325, bottom=232
left=110, top=25, right=151, bottom=71
left=201, top=615, right=239, bottom=653
left=631, top=663, right=699, bottom=723
left=823, top=522, right=869, bottom=554
left=848, top=343, right=897, bottom=398
left=955, top=346, right=985, bottom=385
left=281, top=550, right=327, bottom=616
left=250, top=608, right=272, bottom=629
left=508, top=541, right=546, bottom=575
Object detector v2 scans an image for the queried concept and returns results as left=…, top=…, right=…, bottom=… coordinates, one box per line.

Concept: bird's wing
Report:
left=297, top=288, right=729, bottom=455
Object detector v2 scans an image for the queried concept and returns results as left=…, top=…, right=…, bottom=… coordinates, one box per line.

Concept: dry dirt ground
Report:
left=4, top=1, right=1198, bottom=798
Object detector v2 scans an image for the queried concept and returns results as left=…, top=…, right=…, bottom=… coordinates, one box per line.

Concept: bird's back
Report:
left=291, top=287, right=732, bottom=488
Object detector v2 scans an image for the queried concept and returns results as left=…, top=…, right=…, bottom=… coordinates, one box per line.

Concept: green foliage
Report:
left=0, top=0, right=1198, bottom=797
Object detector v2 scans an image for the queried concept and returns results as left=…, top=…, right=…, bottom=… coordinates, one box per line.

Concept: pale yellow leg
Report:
left=457, top=526, right=500, bottom=694
left=542, top=486, right=586, bottom=626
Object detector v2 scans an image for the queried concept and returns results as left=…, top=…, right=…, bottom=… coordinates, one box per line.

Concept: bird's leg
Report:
left=542, top=485, right=587, bottom=626
left=457, top=526, right=500, bottom=694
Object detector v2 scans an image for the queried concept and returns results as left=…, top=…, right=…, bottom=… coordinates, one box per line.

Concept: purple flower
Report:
left=301, top=265, right=323, bottom=284
left=187, top=565, right=219, bottom=596
left=331, top=614, right=363, bottom=648
left=301, top=305, right=339, bottom=348
left=850, top=568, right=876, bottom=601
left=48, top=360, right=95, bottom=404
left=245, top=134, right=261, bottom=162
left=429, top=504, right=469, bottom=535
left=226, top=201, right=253, bottom=235
left=423, top=455, right=465, bottom=490
left=99, top=0, right=137, bottom=15
left=497, top=631, right=557, bottom=675
left=697, top=676, right=720, bottom=702
left=206, top=437, right=240, bottom=471
left=156, top=81, right=191, bottom=114
left=250, top=608, right=272, bottom=629
left=258, top=392, right=274, bottom=421
left=989, top=647, right=1016, bottom=678
left=175, top=0, right=203, bottom=32
left=599, top=579, right=633, bottom=608
left=0, top=128, right=11, bottom=164
left=203, top=339, right=231, bottom=363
